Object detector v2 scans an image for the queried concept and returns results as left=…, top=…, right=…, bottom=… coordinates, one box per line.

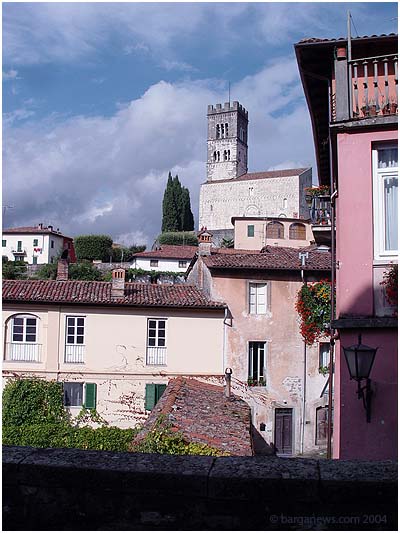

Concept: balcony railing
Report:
left=5, top=342, right=41, bottom=362
left=11, top=248, right=27, bottom=256
left=350, top=54, right=398, bottom=119
left=146, top=346, right=167, bottom=365
left=64, top=344, right=85, bottom=363
left=310, top=195, right=331, bottom=226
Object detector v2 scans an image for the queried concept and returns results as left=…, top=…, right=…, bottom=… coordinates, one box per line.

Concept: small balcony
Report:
left=64, top=344, right=85, bottom=363
left=305, top=187, right=333, bottom=246
left=146, top=346, right=167, bottom=365
left=5, top=342, right=41, bottom=362
left=11, top=248, right=26, bottom=256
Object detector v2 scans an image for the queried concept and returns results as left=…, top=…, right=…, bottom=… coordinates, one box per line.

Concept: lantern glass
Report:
left=343, top=342, right=377, bottom=380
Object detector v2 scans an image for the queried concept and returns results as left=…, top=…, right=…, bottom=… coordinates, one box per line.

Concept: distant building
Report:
left=2, top=263, right=225, bottom=428
left=188, top=232, right=332, bottom=457
left=131, top=245, right=198, bottom=273
left=2, top=224, right=76, bottom=265
left=296, top=32, right=398, bottom=460
left=198, top=101, right=312, bottom=245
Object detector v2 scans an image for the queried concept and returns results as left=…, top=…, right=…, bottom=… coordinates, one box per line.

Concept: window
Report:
left=147, top=319, right=167, bottom=365
left=6, top=314, right=40, bottom=362
left=289, top=223, right=306, bottom=240
left=225, top=123, right=228, bottom=137
left=32, top=256, right=38, bottom=265
left=247, top=225, right=255, bottom=237
left=150, top=259, right=159, bottom=268
left=266, top=221, right=284, bottom=239
left=33, top=239, right=38, bottom=246
left=178, top=261, right=187, bottom=268
left=227, top=149, right=230, bottom=161
left=248, top=342, right=266, bottom=386
left=17, top=241, right=22, bottom=252
left=2, top=240, right=6, bottom=247
left=145, top=383, right=167, bottom=411
left=373, top=146, right=398, bottom=259
left=65, top=316, right=85, bottom=363
left=63, top=382, right=97, bottom=408
left=249, top=282, right=269, bottom=314
left=220, top=123, right=225, bottom=137
left=319, top=342, right=330, bottom=369
left=216, top=124, right=220, bottom=139
left=239, top=127, right=244, bottom=141
left=51, top=240, right=54, bottom=248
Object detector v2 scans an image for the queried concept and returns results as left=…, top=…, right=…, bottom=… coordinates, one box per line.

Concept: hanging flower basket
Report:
left=295, top=280, right=333, bottom=345
left=380, top=263, right=398, bottom=308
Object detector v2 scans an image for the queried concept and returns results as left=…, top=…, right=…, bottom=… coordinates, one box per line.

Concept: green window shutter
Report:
left=84, top=383, right=97, bottom=409
left=247, top=225, right=254, bottom=237
left=145, top=384, right=156, bottom=411
left=2, top=240, right=6, bottom=247
left=155, top=384, right=167, bottom=404
left=33, top=239, right=38, bottom=246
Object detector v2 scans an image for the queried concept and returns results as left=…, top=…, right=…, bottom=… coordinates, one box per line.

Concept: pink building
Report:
left=296, top=33, right=398, bottom=459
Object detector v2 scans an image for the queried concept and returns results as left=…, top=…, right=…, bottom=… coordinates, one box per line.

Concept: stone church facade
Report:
left=198, top=101, right=312, bottom=242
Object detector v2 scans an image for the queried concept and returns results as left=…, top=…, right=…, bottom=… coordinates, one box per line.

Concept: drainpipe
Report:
left=223, top=307, right=228, bottom=374
left=301, top=341, right=307, bottom=455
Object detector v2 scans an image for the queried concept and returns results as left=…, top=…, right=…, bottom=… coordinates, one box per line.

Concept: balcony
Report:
left=11, top=248, right=26, bottom=256
left=5, top=342, right=41, bottom=362
left=333, top=50, right=398, bottom=124
left=305, top=187, right=333, bottom=246
left=64, top=344, right=85, bottom=363
left=146, top=346, right=167, bottom=365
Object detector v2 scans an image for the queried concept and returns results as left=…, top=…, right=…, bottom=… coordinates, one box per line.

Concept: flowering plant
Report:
left=380, top=263, right=398, bottom=308
left=304, top=185, right=330, bottom=198
left=295, top=280, right=333, bottom=345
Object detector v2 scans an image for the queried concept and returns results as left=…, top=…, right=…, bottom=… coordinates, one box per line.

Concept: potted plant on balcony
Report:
left=380, top=263, right=398, bottom=309
left=295, top=279, right=333, bottom=345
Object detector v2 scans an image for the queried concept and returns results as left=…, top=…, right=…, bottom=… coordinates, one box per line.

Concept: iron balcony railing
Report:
left=310, top=195, right=332, bottom=226
left=146, top=346, right=167, bottom=365
left=64, top=344, right=85, bottom=363
left=5, top=342, right=41, bottom=362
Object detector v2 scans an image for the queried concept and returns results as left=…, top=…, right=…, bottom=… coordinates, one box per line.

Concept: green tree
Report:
left=161, top=172, right=194, bottom=232
left=74, top=235, right=113, bottom=262
left=69, top=262, right=103, bottom=281
left=162, top=172, right=178, bottom=232
left=221, top=238, right=234, bottom=248
left=158, top=232, right=198, bottom=246
left=2, top=260, right=28, bottom=280
left=35, top=263, right=58, bottom=279
left=180, top=186, right=194, bottom=231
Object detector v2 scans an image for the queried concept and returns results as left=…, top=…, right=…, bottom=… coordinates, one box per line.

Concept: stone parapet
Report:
left=3, top=446, right=397, bottom=530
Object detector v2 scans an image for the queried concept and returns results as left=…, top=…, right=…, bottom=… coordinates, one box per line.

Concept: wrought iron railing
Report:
left=64, top=344, right=85, bottom=363
left=310, top=195, right=331, bottom=226
left=146, top=346, right=167, bottom=365
left=5, top=342, right=41, bottom=362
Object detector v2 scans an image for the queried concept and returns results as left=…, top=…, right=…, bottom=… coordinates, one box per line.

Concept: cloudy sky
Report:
left=3, top=2, right=397, bottom=246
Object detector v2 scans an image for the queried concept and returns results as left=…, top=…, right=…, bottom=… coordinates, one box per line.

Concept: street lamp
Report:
left=343, top=334, right=378, bottom=423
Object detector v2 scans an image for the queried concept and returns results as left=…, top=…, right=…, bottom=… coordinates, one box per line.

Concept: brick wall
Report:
left=4, top=446, right=397, bottom=530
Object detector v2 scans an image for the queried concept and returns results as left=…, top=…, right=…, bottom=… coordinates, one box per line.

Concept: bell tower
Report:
left=206, top=101, right=248, bottom=182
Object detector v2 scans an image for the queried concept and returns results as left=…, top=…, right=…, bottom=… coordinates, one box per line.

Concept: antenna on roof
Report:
left=228, top=81, right=231, bottom=105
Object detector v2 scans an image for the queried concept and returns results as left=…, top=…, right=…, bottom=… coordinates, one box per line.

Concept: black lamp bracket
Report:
left=356, top=378, right=372, bottom=423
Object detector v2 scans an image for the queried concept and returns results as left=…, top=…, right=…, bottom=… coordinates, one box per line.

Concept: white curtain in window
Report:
left=378, top=148, right=398, bottom=168
left=384, top=176, right=398, bottom=251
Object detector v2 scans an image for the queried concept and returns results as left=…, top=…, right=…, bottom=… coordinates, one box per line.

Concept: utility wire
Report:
left=350, top=13, right=359, bottom=38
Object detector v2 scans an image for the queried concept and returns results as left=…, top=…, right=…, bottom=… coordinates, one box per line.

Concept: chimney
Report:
left=225, top=367, right=233, bottom=399
left=38, top=223, right=43, bottom=230
left=56, top=259, right=69, bottom=281
left=48, top=225, right=53, bottom=231
left=111, top=268, right=125, bottom=298
left=198, top=227, right=212, bottom=256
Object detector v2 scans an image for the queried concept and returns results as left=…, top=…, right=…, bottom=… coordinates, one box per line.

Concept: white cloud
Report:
left=3, top=61, right=316, bottom=245
left=160, top=60, right=197, bottom=73
left=3, top=69, right=20, bottom=80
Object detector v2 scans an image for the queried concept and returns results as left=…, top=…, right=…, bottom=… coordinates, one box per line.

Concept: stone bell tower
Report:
left=206, top=101, right=248, bottom=182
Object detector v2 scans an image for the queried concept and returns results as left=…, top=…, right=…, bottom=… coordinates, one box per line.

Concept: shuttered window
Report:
left=247, top=225, right=255, bottom=237
left=85, top=383, right=97, bottom=409
left=249, top=282, right=270, bottom=314
left=63, top=382, right=97, bottom=408
left=145, top=383, right=167, bottom=411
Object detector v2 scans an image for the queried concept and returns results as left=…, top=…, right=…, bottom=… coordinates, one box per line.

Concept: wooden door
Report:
left=274, top=408, right=293, bottom=455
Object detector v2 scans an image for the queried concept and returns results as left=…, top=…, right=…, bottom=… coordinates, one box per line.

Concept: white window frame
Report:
left=11, top=314, right=38, bottom=343
left=248, top=341, right=267, bottom=385
left=65, top=316, right=85, bottom=363
left=248, top=282, right=269, bottom=315
left=146, top=318, right=167, bottom=365
left=178, top=261, right=187, bottom=268
left=6, top=314, right=40, bottom=362
left=372, top=144, right=398, bottom=261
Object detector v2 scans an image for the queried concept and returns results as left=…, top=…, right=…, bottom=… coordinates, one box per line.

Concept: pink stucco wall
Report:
left=333, top=128, right=398, bottom=460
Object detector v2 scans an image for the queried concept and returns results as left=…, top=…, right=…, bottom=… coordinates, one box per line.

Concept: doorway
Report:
left=274, top=408, right=293, bottom=455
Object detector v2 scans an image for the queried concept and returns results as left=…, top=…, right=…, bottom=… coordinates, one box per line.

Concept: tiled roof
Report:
left=2, top=280, right=225, bottom=309
left=298, top=33, right=397, bottom=45
left=133, top=245, right=198, bottom=260
left=203, top=245, right=331, bottom=271
left=202, top=168, right=309, bottom=185
left=3, top=226, right=72, bottom=239
left=134, top=377, right=253, bottom=456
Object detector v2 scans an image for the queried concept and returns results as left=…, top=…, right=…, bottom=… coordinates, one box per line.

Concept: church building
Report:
left=198, top=101, right=312, bottom=244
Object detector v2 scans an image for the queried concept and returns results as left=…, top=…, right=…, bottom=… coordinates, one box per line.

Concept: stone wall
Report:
left=4, top=446, right=397, bottom=531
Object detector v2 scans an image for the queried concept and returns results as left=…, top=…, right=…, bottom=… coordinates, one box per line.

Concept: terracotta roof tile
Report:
left=133, top=245, right=198, bottom=260
left=202, top=168, right=309, bottom=185
left=3, top=226, right=72, bottom=238
left=2, top=279, right=225, bottom=309
left=298, top=33, right=397, bottom=45
left=135, top=377, right=253, bottom=456
left=203, top=245, right=331, bottom=271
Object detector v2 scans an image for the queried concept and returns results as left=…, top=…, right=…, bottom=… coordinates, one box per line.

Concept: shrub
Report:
left=158, top=232, right=198, bottom=247
left=2, top=260, right=28, bottom=280
left=35, top=263, right=58, bottom=279
left=69, top=262, right=103, bottom=281
left=295, top=280, right=332, bottom=345
left=381, top=263, right=398, bottom=307
left=74, top=235, right=113, bottom=262
left=111, top=244, right=146, bottom=262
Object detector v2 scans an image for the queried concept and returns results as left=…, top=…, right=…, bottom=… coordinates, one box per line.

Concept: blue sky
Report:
left=3, top=2, right=398, bottom=246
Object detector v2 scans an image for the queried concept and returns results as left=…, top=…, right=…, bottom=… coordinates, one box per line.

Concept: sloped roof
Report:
left=134, top=377, right=253, bottom=456
left=133, top=245, right=198, bottom=260
left=2, top=279, right=226, bottom=309
left=3, top=226, right=72, bottom=239
left=203, top=245, right=331, bottom=271
left=202, top=168, right=309, bottom=185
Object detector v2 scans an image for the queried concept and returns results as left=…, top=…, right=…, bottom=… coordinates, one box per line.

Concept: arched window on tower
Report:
left=216, top=124, right=220, bottom=139
left=266, top=221, right=284, bottom=239
left=289, top=223, right=306, bottom=240
left=213, top=151, right=217, bottom=162
left=217, top=151, right=220, bottom=162
left=225, top=123, right=229, bottom=137
left=227, top=150, right=231, bottom=161
left=221, top=124, right=225, bottom=138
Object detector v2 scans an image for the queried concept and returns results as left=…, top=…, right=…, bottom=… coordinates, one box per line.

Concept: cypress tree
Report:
left=162, top=172, right=179, bottom=232
left=161, top=173, right=194, bottom=233
left=180, top=186, right=194, bottom=231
